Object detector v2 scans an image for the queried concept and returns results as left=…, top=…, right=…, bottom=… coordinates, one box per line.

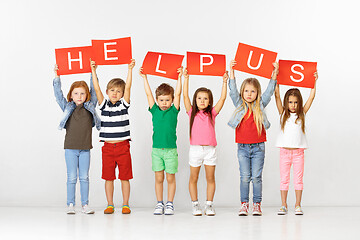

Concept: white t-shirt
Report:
left=276, top=113, right=307, bottom=148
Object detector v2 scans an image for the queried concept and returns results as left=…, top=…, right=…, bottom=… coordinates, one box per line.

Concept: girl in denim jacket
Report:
left=228, top=60, right=279, bottom=216
left=274, top=72, right=318, bottom=216
left=53, top=61, right=101, bottom=214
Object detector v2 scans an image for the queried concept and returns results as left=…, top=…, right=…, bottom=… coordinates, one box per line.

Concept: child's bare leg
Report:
left=155, top=171, right=165, bottom=202
left=105, top=180, right=114, bottom=206
left=121, top=180, right=130, bottom=206
left=189, top=166, right=201, bottom=201
left=280, top=190, right=288, bottom=208
left=295, top=190, right=303, bottom=207
left=204, top=165, right=216, bottom=201
left=166, top=173, right=176, bottom=202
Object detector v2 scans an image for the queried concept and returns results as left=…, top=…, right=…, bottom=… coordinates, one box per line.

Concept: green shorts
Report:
left=151, top=148, right=178, bottom=174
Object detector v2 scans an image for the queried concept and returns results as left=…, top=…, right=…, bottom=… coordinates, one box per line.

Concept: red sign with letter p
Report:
left=186, top=52, right=226, bottom=76
left=91, top=37, right=132, bottom=65
left=142, top=52, right=184, bottom=80
left=55, top=46, right=93, bottom=75
left=277, top=60, right=317, bottom=88
left=234, top=43, right=277, bottom=79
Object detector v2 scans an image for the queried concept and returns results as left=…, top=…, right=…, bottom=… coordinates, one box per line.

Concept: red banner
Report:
left=142, top=52, right=184, bottom=80
left=186, top=52, right=226, bottom=76
left=91, top=37, right=132, bottom=65
left=234, top=43, right=277, bottom=79
left=55, top=46, right=93, bottom=75
left=277, top=60, right=317, bottom=88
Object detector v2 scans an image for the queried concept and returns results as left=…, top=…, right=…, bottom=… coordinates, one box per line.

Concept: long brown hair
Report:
left=67, top=81, right=91, bottom=102
left=235, top=78, right=263, bottom=135
left=189, top=88, right=213, bottom=138
left=280, top=88, right=305, bottom=133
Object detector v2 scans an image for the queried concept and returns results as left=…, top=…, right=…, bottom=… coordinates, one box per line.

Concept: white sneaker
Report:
left=153, top=202, right=164, bottom=215
left=204, top=201, right=216, bottom=216
left=67, top=203, right=75, bottom=214
left=164, top=202, right=174, bottom=215
left=295, top=206, right=303, bottom=215
left=277, top=206, right=288, bottom=215
left=192, top=201, right=202, bottom=216
left=82, top=204, right=95, bottom=214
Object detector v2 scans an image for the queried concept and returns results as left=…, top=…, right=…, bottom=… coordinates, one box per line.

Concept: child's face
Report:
left=288, top=95, right=298, bottom=113
left=157, top=94, right=173, bottom=111
left=71, top=87, right=87, bottom=106
left=243, top=84, right=258, bottom=103
left=196, top=91, right=210, bottom=111
left=106, top=87, right=124, bottom=104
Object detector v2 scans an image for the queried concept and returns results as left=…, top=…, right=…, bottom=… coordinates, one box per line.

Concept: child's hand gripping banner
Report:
left=55, top=46, right=93, bottom=75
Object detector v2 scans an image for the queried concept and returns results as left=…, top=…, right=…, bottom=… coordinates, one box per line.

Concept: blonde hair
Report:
left=67, top=81, right=90, bottom=102
left=106, top=78, right=125, bottom=92
left=235, top=78, right=264, bottom=135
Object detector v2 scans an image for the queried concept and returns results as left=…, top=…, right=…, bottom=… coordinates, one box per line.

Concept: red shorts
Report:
left=102, top=140, right=133, bottom=181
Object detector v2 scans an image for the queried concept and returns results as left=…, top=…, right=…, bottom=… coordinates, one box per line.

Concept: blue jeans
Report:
left=237, top=143, right=265, bottom=203
left=65, top=149, right=90, bottom=206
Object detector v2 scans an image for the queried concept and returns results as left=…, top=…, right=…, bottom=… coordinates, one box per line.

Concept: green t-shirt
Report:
left=149, top=104, right=179, bottom=148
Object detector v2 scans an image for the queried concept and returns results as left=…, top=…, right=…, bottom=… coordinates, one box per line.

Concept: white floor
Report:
left=0, top=207, right=357, bottom=240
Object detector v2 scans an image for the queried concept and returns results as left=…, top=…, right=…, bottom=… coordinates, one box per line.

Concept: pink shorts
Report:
left=279, top=148, right=304, bottom=191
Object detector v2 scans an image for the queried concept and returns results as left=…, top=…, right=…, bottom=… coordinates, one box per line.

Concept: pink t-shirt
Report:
left=187, top=107, right=218, bottom=146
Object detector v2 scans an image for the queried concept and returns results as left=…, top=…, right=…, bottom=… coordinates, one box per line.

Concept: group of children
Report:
left=53, top=58, right=318, bottom=216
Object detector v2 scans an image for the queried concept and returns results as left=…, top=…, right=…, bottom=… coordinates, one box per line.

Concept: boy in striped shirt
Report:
left=91, top=59, right=135, bottom=214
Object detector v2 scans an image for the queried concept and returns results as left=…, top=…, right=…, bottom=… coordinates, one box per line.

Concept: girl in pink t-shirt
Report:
left=183, top=68, right=228, bottom=216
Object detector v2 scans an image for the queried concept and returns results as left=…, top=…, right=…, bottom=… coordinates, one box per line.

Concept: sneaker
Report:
left=238, top=202, right=249, bottom=216
left=164, top=202, right=174, bottom=215
left=295, top=206, right=303, bottom=215
left=67, top=203, right=75, bottom=214
left=153, top=202, right=164, bottom=215
left=277, top=206, right=288, bottom=215
left=204, top=201, right=216, bottom=216
left=82, top=204, right=95, bottom=214
left=252, top=202, right=262, bottom=216
left=122, top=205, right=131, bottom=214
left=104, top=205, right=115, bottom=214
left=192, top=201, right=202, bottom=216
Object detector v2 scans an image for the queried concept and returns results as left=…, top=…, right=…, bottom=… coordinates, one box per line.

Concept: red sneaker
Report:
left=252, top=202, right=262, bottom=216
left=238, top=202, right=249, bottom=216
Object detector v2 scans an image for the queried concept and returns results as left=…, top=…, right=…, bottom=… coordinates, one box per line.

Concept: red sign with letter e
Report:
left=142, top=52, right=184, bottom=80
left=234, top=43, right=277, bottom=79
left=277, top=60, right=317, bottom=88
left=91, top=37, right=132, bottom=65
left=55, top=46, right=92, bottom=75
left=186, top=52, right=226, bottom=76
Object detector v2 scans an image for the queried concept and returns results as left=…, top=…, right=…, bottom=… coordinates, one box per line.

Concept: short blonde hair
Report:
left=107, top=78, right=125, bottom=92
left=67, top=81, right=91, bottom=102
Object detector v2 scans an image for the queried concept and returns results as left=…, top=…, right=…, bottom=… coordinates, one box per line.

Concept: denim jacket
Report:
left=53, top=76, right=101, bottom=130
left=227, top=78, right=276, bottom=130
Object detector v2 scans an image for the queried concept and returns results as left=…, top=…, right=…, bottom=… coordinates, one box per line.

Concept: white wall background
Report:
left=0, top=0, right=359, bottom=208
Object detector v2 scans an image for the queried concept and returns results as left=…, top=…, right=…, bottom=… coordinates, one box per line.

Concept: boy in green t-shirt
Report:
left=139, top=67, right=183, bottom=215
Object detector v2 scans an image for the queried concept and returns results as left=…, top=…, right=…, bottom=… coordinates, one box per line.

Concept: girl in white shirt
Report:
left=274, top=72, right=318, bottom=215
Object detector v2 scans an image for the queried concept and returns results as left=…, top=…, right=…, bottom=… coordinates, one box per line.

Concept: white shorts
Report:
left=189, top=145, right=217, bottom=167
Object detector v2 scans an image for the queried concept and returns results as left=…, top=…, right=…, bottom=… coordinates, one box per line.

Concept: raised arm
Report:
left=228, top=60, right=241, bottom=107
left=214, top=71, right=229, bottom=114
left=123, top=59, right=135, bottom=104
left=274, top=84, right=284, bottom=114
left=173, top=67, right=183, bottom=110
left=140, top=67, right=155, bottom=108
left=183, top=68, right=192, bottom=112
left=261, top=62, right=279, bottom=107
left=303, top=71, right=318, bottom=114
left=90, top=59, right=104, bottom=105
left=53, top=64, right=67, bottom=111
